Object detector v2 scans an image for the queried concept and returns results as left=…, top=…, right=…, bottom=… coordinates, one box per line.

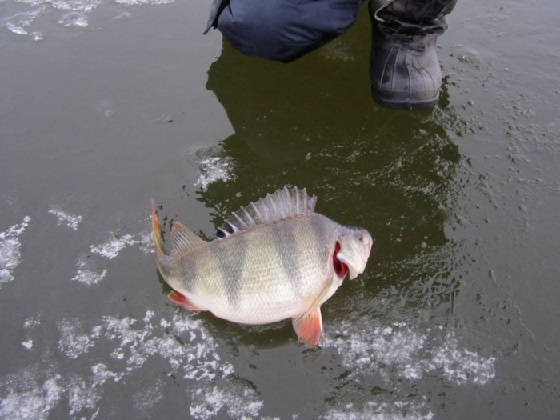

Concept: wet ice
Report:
left=194, top=156, right=235, bottom=192
left=0, top=310, right=263, bottom=418
left=48, top=208, right=82, bottom=231
left=323, top=319, right=495, bottom=385
left=2, top=0, right=176, bottom=40
left=72, top=231, right=151, bottom=286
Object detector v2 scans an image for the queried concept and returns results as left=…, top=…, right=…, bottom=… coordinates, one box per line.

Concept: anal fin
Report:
left=168, top=290, right=203, bottom=311
left=292, top=306, right=323, bottom=348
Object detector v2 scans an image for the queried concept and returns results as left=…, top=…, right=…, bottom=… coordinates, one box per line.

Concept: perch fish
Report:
left=151, top=186, right=373, bottom=347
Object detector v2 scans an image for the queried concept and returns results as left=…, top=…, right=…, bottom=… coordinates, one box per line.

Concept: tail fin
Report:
left=151, top=200, right=171, bottom=275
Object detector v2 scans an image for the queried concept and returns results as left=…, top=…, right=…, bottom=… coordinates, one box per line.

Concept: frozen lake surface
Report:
left=1, top=0, right=559, bottom=418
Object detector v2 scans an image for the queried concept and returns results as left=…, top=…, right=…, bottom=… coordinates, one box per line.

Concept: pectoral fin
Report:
left=292, top=306, right=322, bottom=348
left=168, top=290, right=203, bottom=311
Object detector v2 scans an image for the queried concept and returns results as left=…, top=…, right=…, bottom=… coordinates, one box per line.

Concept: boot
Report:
left=369, top=0, right=457, bottom=109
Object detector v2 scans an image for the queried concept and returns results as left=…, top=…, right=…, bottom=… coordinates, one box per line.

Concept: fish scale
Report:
left=151, top=186, right=373, bottom=348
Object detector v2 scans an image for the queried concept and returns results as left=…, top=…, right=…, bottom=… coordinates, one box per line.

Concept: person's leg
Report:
left=205, top=0, right=361, bottom=62
left=369, top=0, right=457, bottom=109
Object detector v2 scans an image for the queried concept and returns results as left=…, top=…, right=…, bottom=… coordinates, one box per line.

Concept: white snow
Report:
left=0, top=216, right=30, bottom=284
left=0, top=310, right=263, bottom=418
left=89, top=231, right=152, bottom=259
left=71, top=230, right=151, bottom=286
left=189, top=382, right=263, bottom=420
left=323, top=319, right=495, bottom=385
left=21, top=340, right=34, bottom=350
left=57, top=318, right=94, bottom=359
left=90, top=234, right=136, bottom=259
left=194, top=157, right=235, bottom=192
left=48, top=208, right=82, bottom=230
left=323, top=400, right=433, bottom=420
left=0, top=369, right=64, bottom=419
left=71, top=257, right=107, bottom=286
left=2, top=0, right=177, bottom=40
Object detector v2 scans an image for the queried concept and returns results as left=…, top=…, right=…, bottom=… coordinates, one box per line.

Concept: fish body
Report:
left=151, top=187, right=373, bottom=347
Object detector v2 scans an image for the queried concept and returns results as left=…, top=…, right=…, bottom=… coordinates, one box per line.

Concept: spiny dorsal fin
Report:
left=217, top=186, right=317, bottom=238
left=170, top=221, right=205, bottom=255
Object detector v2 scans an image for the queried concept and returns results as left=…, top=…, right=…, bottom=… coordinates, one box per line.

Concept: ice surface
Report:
left=71, top=257, right=107, bottom=286
left=89, top=231, right=152, bottom=259
left=189, top=382, right=263, bottom=420
left=2, top=0, right=176, bottom=39
left=3, top=7, right=44, bottom=36
left=21, top=340, right=33, bottom=350
left=48, top=208, right=82, bottom=230
left=133, top=380, right=163, bottom=413
left=58, top=318, right=94, bottom=359
left=194, top=157, right=235, bottom=192
left=0, top=310, right=262, bottom=418
left=71, top=230, right=151, bottom=286
left=114, top=0, right=174, bottom=4
left=0, top=216, right=31, bottom=285
left=0, top=369, right=64, bottom=419
left=90, top=234, right=137, bottom=259
left=323, top=319, right=495, bottom=386
left=323, top=400, right=434, bottom=420
left=23, top=317, right=41, bottom=328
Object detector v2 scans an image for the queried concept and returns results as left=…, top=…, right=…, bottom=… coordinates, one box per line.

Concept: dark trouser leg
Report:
left=369, top=0, right=458, bottom=109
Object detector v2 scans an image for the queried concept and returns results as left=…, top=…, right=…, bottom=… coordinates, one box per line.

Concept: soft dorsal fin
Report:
left=217, top=186, right=317, bottom=238
left=170, top=221, right=205, bottom=255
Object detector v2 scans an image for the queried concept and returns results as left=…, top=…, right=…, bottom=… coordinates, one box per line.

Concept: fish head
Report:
left=334, top=226, right=374, bottom=280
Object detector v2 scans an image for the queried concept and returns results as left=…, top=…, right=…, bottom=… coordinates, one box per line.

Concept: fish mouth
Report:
left=336, top=251, right=365, bottom=280
left=333, top=241, right=349, bottom=278
left=336, top=234, right=373, bottom=280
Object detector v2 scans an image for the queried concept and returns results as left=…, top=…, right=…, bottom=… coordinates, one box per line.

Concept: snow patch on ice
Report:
left=3, top=7, right=45, bottom=36
left=58, top=318, right=94, bottom=359
left=189, top=382, right=263, bottom=420
left=90, top=234, right=136, bottom=259
left=21, top=340, right=34, bottom=350
left=71, top=257, right=107, bottom=286
left=24, top=317, right=41, bottom=329
left=194, top=157, right=235, bottom=192
left=0, top=216, right=31, bottom=284
left=323, top=319, right=495, bottom=386
left=135, top=231, right=153, bottom=255
left=67, top=363, right=123, bottom=415
left=89, top=231, right=152, bottom=259
left=71, top=230, right=151, bottom=286
left=0, top=369, right=64, bottom=419
left=2, top=0, right=176, bottom=40
left=428, top=335, right=496, bottom=385
left=323, top=400, right=433, bottom=420
left=100, top=312, right=234, bottom=379
left=48, top=208, right=82, bottom=230
left=2, top=310, right=261, bottom=418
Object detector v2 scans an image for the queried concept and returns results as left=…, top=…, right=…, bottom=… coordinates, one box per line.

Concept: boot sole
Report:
left=371, top=88, right=439, bottom=110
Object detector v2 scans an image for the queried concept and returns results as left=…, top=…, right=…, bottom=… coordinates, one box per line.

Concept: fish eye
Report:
left=358, top=235, right=364, bottom=242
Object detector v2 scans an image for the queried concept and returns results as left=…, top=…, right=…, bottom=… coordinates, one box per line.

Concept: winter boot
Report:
left=369, top=0, right=457, bottom=109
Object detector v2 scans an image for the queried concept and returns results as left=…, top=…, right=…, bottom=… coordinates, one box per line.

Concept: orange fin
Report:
left=168, top=290, right=203, bottom=311
left=292, top=306, right=323, bottom=348
left=151, top=199, right=167, bottom=257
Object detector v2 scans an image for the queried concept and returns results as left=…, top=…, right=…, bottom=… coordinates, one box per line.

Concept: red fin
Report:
left=292, top=306, right=323, bottom=348
left=168, top=290, right=203, bottom=311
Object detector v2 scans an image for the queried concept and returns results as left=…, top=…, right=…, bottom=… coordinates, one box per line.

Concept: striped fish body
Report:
left=151, top=187, right=373, bottom=347
left=168, top=213, right=338, bottom=325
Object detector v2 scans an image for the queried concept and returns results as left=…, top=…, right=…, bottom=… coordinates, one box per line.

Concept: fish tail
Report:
left=151, top=200, right=171, bottom=275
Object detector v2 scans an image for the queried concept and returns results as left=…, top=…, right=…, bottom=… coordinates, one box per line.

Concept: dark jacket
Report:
left=205, top=0, right=361, bottom=62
